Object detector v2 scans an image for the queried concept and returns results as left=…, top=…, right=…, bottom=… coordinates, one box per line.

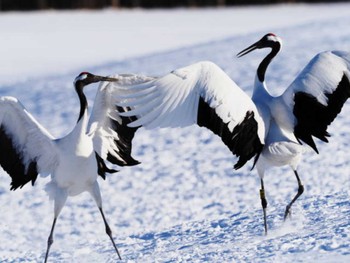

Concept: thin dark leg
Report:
left=44, top=218, right=57, bottom=263
left=284, top=170, right=304, bottom=220
left=99, top=207, right=122, bottom=260
left=260, top=178, right=268, bottom=235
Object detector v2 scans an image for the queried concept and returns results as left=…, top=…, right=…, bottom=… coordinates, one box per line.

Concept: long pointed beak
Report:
left=95, top=75, right=119, bottom=82
left=237, top=42, right=259, bottom=58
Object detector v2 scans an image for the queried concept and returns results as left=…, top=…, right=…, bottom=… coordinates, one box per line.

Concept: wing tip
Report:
left=293, top=72, right=350, bottom=154
left=1, top=127, right=39, bottom=190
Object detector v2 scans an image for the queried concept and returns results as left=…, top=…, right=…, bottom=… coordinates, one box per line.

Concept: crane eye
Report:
left=74, top=73, right=89, bottom=84
left=266, top=34, right=280, bottom=43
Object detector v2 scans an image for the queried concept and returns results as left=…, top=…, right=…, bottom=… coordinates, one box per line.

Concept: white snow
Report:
left=1, top=3, right=350, bottom=262
left=1, top=3, right=350, bottom=85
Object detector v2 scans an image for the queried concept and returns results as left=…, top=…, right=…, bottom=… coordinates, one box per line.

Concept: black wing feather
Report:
left=197, top=97, right=263, bottom=169
left=294, top=74, right=350, bottom=153
left=0, top=126, right=38, bottom=190
left=106, top=106, right=140, bottom=167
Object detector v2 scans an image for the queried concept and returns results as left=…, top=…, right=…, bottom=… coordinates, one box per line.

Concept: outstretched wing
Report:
left=280, top=51, right=350, bottom=153
left=0, top=97, right=58, bottom=190
left=114, top=61, right=265, bottom=169
left=88, top=74, right=155, bottom=177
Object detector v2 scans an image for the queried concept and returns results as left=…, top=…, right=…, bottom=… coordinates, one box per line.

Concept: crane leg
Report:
left=260, top=178, right=268, bottom=235
left=90, top=182, right=122, bottom=260
left=44, top=189, right=67, bottom=263
left=44, top=218, right=57, bottom=263
left=99, top=207, right=122, bottom=260
left=284, top=170, right=304, bottom=220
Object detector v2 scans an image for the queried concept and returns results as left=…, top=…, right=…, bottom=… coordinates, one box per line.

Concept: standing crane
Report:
left=0, top=72, right=148, bottom=261
left=111, top=33, right=350, bottom=235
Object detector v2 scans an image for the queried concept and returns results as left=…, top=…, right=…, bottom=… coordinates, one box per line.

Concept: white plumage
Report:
left=121, top=61, right=264, bottom=135
left=116, top=61, right=265, bottom=170
left=0, top=97, right=58, bottom=178
left=0, top=72, right=142, bottom=262
left=111, top=33, right=350, bottom=234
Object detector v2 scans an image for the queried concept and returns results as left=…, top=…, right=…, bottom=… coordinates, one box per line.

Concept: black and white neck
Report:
left=74, top=80, right=89, bottom=123
left=237, top=33, right=282, bottom=83
left=237, top=33, right=283, bottom=101
left=73, top=72, right=119, bottom=123
left=257, top=39, right=281, bottom=83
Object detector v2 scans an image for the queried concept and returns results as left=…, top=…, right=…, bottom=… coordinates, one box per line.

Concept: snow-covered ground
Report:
left=1, top=3, right=350, bottom=85
left=1, top=3, right=350, bottom=262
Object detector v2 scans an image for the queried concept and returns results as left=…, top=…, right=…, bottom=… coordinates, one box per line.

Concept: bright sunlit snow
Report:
left=0, top=3, right=350, bottom=263
left=1, top=3, right=350, bottom=85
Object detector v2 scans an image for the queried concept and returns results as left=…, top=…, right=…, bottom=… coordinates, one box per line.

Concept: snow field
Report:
left=0, top=3, right=350, bottom=262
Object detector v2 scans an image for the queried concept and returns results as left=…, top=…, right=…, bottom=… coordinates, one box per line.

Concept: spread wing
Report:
left=279, top=51, right=350, bottom=153
left=87, top=74, right=155, bottom=177
left=114, top=61, right=265, bottom=169
left=0, top=97, right=58, bottom=190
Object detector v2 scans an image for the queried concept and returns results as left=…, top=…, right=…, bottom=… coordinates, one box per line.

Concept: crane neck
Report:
left=75, top=83, right=88, bottom=123
left=257, top=43, right=281, bottom=83
left=252, top=74, right=272, bottom=103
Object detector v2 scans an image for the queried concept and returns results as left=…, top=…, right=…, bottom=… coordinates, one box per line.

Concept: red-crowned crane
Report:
left=0, top=72, right=148, bottom=261
left=111, top=33, right=350, bottom=235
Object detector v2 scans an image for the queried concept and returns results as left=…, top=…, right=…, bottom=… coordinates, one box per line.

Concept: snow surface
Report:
left=1, top=3, right=350, bottom=85
left=0, top=3, right=350, bottom=262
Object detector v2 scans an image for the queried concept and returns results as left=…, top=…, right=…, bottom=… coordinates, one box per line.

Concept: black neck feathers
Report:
left=257, top=42, right=281, bottom=82
left=75, top=83, right=88, bottom=123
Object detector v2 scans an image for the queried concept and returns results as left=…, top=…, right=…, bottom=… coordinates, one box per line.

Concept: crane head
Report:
left=237, top=33, right=282, bottom=58
left=74, top=72, right=119, bottom=87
